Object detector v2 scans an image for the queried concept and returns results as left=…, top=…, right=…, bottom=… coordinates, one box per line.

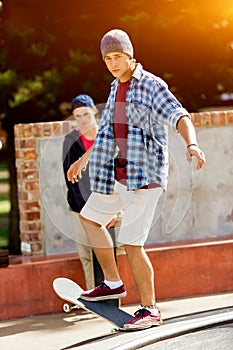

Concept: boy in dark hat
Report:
left=63, top=94, right=98, bottom=289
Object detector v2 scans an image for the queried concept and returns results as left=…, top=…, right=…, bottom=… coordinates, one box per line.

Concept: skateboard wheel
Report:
left=63, top=303, right=71, bottom=313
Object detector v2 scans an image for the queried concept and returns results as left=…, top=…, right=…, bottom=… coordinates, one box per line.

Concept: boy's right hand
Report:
left=67, top=157, right=86, bottom=183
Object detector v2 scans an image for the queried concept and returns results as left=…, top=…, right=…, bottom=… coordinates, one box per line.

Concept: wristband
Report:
left=187, top=143, right=198, bottom=149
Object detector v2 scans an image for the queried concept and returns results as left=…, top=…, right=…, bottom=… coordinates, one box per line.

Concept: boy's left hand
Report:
left=186, top=145, right=206, bottom=170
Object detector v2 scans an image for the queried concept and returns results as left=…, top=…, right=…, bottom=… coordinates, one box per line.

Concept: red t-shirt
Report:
left=114, top=81, right=130, bottom=184
left=113, top=81, right=160, bottom=189
left=78, top=130, right=95, bottom=151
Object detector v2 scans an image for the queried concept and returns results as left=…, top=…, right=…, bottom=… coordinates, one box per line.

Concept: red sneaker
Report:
left=80, top=282, right=127, bottom=301
left=124, top=308, right=163, bottom=330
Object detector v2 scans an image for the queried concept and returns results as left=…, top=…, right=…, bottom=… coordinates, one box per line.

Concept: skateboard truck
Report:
left=63, top=299, right=85, bottom=313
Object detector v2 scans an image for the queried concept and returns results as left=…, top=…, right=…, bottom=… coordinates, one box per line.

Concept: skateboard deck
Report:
left=53, top=277, right=132, bottom=329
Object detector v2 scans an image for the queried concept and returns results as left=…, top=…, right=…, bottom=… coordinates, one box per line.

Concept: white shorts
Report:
left=80, top=181, right=163, bottom=246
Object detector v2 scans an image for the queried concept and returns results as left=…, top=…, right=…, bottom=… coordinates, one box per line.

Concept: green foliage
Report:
left=1, top=0, right=232, bottom=123
left=8, top=75, right=43, bottom=107
left=0, top=69, right=18, bottom=87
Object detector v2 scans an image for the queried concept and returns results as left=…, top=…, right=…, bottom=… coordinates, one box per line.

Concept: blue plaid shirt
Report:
left=89, top=64, right=189, bottom=194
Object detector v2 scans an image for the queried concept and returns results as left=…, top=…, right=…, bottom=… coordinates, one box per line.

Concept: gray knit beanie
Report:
left=100, top=29, right=134, bottom=59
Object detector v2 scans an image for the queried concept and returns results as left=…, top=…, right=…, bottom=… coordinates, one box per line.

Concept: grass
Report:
left=0, top=200, right=10, bottom=212
left=0, top=228, right=8, bottom=248
left=0, top=160, right=10, bottom=248
left=0, top=174, right=8, bottom=182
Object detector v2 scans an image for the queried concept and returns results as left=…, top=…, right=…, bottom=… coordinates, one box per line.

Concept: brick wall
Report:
left=14, top=120, right=76, bottom=255
left=191, top=110, right=233, bottom=127
left=14, top=111, right=233, bottom=256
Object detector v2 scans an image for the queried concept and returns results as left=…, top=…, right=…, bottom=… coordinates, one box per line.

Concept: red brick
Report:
left=20, top=221, right=29, bottom=231
left=31, top=242, right=43, bottom=253
left=19, top=201, right=40, bottom=211
left=20, top=220, right=42, bottom=231
left=25, top=181, right=39, bottom=191
left=34, top=124, right=43, bottom=137
left=15, top=149, right=24, bottom=159
left=27, top=191, right=40, bottom=201
left=53, top=122, right=62, bottom=135
left=201, top=112, right=211, bottom=126
left=191, top=113, right=202, bottom=127
left=20, top=139, right=36, bottom=148
left=24, top=150, right=37, bottom=159
left=22, top=170, right=39, bottom=180
left=17, top=171, right=23, bottom=181
left=19, top=160, right=37, bottom=170
left=18, top=191, right=29, bottom=201
left=43, top=124, right=52, bottom=136
left=22, top=124, right=33, bottom=138
left=227, top=111, right=233, bottom=124
left=27, top=202, right=40, bottom=211
left=14, top=139, right=20, bottom=149
left=14, top=124, right=23, bottom=138
left=17, top=181, right=23, bottom=191
left=218, top=111, right=227, bottom=125
left=209, top=111, right=227, bottom=126
left=210, top=112, right=220, bottom=126
left=28, top=221, right=42, bottom=231
left=18, top=202, right=25, bottom=211
left=15, top=159, right=21, bottom=169
left=20, top=211, right=40, bottom=221
left=21, top=232, right=42, bottom=242
left=20, top=241, right=33, bottom=255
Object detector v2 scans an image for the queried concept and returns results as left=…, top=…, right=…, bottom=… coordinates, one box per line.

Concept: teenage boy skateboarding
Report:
left=67, top=29, right=206, bottom=330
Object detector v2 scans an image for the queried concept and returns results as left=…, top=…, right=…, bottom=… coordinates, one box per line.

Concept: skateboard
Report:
left=53, top=277, right=132, bottom=330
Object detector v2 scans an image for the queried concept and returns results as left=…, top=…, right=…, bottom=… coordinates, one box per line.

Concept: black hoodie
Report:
left=62, top=129, right=92, bottom=212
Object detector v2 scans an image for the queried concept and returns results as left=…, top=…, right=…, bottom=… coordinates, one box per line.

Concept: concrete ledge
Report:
left=108, top=309, right=233, bottom=350
left=0, top=253, right=86, bottom=321
left=0, top=237, right=232, bottom=321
